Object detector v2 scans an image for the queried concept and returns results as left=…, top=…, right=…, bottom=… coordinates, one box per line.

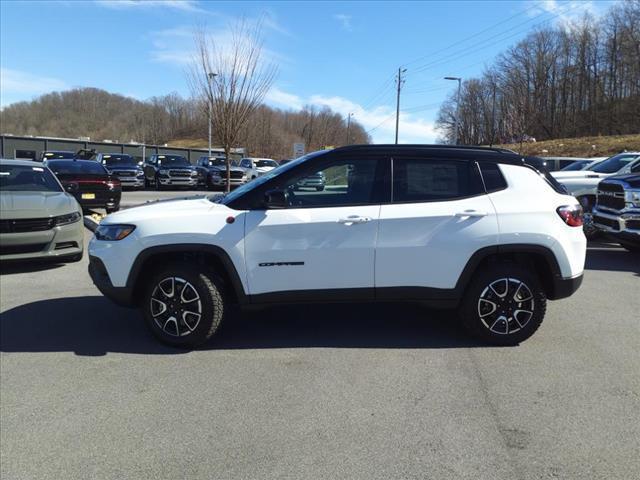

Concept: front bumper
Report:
left=0, top=219, right=84, bottom=262
left=158, top=176, right=198, bottom=186
left=73, top=191, right=121, bottom=209
left=88, top=255, right=135, bottom=306
left=593, top=207, right=640, bottom=235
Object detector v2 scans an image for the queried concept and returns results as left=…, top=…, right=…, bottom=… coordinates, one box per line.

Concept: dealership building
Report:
left=0, top=134, right=245, bottom=164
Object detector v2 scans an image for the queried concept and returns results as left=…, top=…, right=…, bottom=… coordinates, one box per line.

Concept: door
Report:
left=244, top=154, right=386, bottom=298
left=376, top=157, right=499, bottom=292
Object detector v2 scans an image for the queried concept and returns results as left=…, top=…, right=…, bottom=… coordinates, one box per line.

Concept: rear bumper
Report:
left=88, top=255, right=135, bottom=307
left=550, top=273, right=583, bottom=300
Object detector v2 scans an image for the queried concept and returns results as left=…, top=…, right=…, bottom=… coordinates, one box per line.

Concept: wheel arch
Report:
left=127, top=244, right=247, bottom=306
left=455, top=244, right=564, bottom=300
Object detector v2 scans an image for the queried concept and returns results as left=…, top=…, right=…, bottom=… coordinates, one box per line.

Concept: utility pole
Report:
left=207, top=72, right=217, bottom=157
left=444, top=76, right=462, bottom=145
left=346, top=112, right=353, bottom=144
left=395, top=67, right=406, bottom=144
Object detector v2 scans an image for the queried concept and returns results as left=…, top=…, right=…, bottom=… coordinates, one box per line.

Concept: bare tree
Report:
left=190, top=19, right=277, bottom=191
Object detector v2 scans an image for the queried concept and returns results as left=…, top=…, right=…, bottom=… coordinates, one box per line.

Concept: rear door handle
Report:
left=455, top=210, right=487, bottom=218
left=338, top=215, right=372, bottom=225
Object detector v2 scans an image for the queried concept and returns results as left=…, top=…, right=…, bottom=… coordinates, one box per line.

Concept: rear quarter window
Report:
left=478, top=162, right=508, bottom=192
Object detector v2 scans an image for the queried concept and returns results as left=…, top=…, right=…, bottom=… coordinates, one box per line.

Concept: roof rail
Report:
left=337, top=144, right=518, bottom=155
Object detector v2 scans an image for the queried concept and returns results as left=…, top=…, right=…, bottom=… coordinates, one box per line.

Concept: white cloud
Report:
left=265, top=87, right=438, bottom=144
left=95, top=0, right=207, bottom=13
left=528, top=0, right=603, bottom=25
left=149, top=19, right=288, bottom=67
left=333, top=13, right=353, bottom=32
left=265, top=87, right=304, bottom=110
left=0, top=68, right=68, bottom=107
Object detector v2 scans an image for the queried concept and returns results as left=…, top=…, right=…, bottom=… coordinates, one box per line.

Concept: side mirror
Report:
left=264, top=189, right=288, bottom=209
left=65, top=182, right=79, bottom=193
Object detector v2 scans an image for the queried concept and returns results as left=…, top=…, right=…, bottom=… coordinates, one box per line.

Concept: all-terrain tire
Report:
left=459, top=263, right=547, bottom=346
left=142, top=262, right=225, bottom=348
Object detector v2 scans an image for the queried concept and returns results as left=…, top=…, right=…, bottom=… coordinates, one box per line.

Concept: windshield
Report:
left=202, top=157, right=227, bottom=167
left=256, top=160, right=278, bottom=168
left=158, top=155, right=189, bottom=166
left=103, top=154, right=136, bottom=166
left=561, top=160, right=590, bottom=171
left=47, top=160, right=107, bottom=175
left=217, top=151, right=328, bottom=205
left=42, top=151, right=74, bottom=160
left=591, top=154, right=639, bottom=173
left=0, top=164, right=63, bottom=192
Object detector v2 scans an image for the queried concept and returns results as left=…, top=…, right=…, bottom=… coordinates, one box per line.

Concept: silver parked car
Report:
left=0, top=159, right=84, bottom=262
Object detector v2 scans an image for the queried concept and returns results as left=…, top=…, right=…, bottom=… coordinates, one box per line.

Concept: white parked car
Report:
left=558, top=157, right=607, bottom=172
left=239, top=158, right=279, bottom=180
left=552, top=153, right=640, bottom=237
left=89, top=145, right=586, bottom=348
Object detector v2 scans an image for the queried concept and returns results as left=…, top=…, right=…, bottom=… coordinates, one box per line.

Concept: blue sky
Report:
left=1, top=0, right=612, bottom=143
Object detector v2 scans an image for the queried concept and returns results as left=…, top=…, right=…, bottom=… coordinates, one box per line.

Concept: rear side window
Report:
left=392, top=158, right=484, bottom=203
left=478, top=162, right=508, bottom=192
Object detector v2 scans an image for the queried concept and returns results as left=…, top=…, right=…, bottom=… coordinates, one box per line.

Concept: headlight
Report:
left=136, top=170, right=144, bottom=177
left=159, top=169, right=169, bottom=175
left=55, top=211, right=81, bottom=226
left=94, top=224, right=136, bottom=241
left=626, top=189, right=640, bottom=207
left=191, top=171, right=198, bottom=177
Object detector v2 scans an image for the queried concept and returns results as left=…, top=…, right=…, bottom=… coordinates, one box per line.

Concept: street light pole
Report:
left=444, top=76, right=462, bottom=145
left=346, top=112, right=353, bottom=144
left=207, top=72, right=217, bottom=157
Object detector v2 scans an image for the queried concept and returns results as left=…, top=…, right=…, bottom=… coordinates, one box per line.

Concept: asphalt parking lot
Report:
left=1, top=190, right=639, bottom=480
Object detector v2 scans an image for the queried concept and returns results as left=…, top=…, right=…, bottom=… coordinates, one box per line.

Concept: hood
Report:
left=106, top=165, right=142, bottom=172
left=552, top=171, right=606, bottom=180
left=208, top=165, right=245, bottom=173
left=0, top=191, right=78, bottom=219
left=256, top=166, right=276, bottom=172
left=103, top=196, right=220, bottom=224
left=601, top=173, right=640, bottom=189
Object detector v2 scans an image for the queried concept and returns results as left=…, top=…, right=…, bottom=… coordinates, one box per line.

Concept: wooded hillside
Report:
left=0, top=88, right=369, bottom=158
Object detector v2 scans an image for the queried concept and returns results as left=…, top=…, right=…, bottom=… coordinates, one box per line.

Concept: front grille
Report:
left=114, top=171, right=135, bottom=177
left=230, top=171, right=244, bottom=179
left=597, top=183, right=625, bottom=211
left=0, top=243, right=48, bottom=255
left=0, top=218, right=55, bottom=233
left=169, top=170, right=192, bottom=178
left=593, top=215, right=620, bottom=231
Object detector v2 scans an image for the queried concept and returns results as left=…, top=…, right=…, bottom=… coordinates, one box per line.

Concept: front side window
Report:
left=279, top=157, right=381, bottom=208
left=392, top=158, right=483, bottom=203
left=0, top=164, right=63, bottom=192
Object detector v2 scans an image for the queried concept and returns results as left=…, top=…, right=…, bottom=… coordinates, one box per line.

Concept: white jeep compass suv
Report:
left=89, top=145, right=586, bottom=347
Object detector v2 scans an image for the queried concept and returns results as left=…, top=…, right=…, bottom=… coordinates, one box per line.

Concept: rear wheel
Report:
left=142, top=263, right=225, bottom=348
left=459, top=263, right=546, bottom=345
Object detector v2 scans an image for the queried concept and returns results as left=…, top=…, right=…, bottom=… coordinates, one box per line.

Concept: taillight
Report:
left=557, top=205, right=584, bottom=227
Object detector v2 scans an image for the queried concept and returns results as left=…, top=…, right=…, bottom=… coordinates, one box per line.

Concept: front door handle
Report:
left=338, top=215, right=372, bottom=225
left=455, top=210, right=487, bottom=218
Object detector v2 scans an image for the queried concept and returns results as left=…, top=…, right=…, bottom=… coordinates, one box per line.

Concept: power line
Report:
left=411, top=2, right=581, bottom=75
left=401, top=2, right=541, bottom=68
left=365, top=113, right=396, bottom=135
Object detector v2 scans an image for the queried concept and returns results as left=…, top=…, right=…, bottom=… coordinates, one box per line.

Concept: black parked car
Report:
left=195, top=156, right=247, bottom=190
left=143, top=154, right=199, bottom=190
left=96, top=153, right=144, bottom=189
left=44, top=159, right=121, bottom=213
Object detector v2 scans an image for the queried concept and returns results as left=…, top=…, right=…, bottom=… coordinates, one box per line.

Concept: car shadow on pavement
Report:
left=0, top=261, right=67, bottom=276
left=0, top=297, right=493, bottom=356
left=585, top=245, right=640, bottom=275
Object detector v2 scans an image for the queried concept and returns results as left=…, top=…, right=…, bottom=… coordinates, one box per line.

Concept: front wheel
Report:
left=459, top=263, right=546, bottom=346
left=142, top=263, right=225, bottom=348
